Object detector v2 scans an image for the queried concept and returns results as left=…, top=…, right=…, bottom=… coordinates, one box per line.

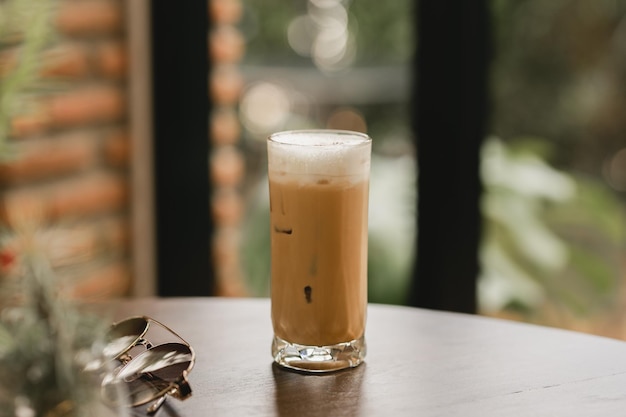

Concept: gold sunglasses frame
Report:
left=102, top=316, right=196, bottom=415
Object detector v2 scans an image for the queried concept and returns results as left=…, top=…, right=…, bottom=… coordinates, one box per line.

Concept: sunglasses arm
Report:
left=146, top=394, right=167, bottom=415
left=145, top=370, right=193, bottom=415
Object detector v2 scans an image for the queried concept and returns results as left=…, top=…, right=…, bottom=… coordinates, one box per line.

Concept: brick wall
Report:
left=1, top=0, right=249, bottom=299
left=0, top=0, right=131, bottom=300
left=210, top=0, right=247, bottom=296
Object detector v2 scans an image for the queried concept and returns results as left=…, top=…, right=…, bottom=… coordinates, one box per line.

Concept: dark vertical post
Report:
left=151, top=2, right=215, bottom=296
left=408, top=1, right=491, bottom=313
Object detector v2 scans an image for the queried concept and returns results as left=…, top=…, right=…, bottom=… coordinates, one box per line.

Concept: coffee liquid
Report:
left=268, top=132, right=370, bottom=348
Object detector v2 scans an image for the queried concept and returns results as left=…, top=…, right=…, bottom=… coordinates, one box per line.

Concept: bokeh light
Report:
left=286, top=0, right=355, bottom=74
left=326, top=107, right=367, bottom=133
left=239, top=82, right=290, bottom=135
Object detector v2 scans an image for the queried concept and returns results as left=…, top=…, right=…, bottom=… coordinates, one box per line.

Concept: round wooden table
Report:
left=114, top=297, right=626, bottom=416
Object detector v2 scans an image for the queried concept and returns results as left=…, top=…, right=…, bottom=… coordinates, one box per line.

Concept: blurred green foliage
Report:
left=491, top=0, right=626, bottom=175
left=487, top=0, right=626, bottom=326
left=0, top=0, right=53, bottom=159
left=241, top=0, right=412, bottom=66
left=480, top=137, right=624, bottom=320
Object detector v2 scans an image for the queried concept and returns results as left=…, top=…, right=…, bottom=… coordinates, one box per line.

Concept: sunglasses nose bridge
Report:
left=136, top=337, right=153, bottom=349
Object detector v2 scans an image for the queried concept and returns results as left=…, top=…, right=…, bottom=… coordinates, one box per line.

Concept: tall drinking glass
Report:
left=267, top=130, right=371, bottom=372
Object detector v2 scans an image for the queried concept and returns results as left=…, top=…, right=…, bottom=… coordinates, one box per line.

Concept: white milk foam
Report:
left=268, top=131, right=371, bottom=183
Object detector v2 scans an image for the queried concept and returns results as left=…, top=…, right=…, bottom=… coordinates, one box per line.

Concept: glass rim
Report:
left=267, top=129, right=371, bottom=147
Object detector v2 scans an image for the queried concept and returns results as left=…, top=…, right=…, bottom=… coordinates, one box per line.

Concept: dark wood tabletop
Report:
left=112, top=297, right=626, bottom=416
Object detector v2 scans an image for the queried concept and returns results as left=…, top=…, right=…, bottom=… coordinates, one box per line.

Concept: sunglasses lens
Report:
left=104, top=317, right=149, bottom=359
left=117, top=343, right=193, bottom=382
left=125, top=376, right=177, bottom=407
left=101, top=343, right=194, bottom=407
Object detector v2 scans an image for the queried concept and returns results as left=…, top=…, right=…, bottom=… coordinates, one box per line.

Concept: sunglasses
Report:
left=95, top=316, right=196, bottom=415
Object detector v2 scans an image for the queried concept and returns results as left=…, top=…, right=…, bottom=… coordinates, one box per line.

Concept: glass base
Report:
left=272, top=335, right=366, bottom=373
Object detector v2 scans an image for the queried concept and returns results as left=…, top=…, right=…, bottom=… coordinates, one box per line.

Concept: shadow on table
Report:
left=129, top=401, right=182, bottom=417
left=272, top=363, right=366, bottom=416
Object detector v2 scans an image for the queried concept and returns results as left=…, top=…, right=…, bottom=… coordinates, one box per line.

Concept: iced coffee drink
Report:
left=268, top=130, right=370, bottom=372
